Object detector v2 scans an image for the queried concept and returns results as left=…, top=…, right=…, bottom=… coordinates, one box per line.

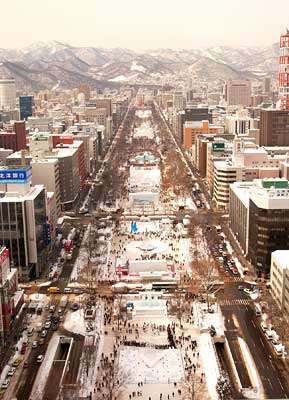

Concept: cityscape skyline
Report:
left=1, top=0, right=289, bottom=49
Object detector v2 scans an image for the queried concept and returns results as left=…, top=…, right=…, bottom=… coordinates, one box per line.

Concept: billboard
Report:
left=212, top=143, right=225, bottom=152
left=0, top=167, right=32, bottom=184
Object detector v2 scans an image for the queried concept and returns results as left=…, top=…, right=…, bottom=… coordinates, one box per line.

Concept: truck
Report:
left=60, top=296, right=68, bottom=308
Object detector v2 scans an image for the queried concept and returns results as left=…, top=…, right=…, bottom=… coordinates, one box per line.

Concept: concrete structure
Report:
left=175, top=106, right=212, bottom=144
left=0, top=79, right=16, bottom=111
left=183, top=120, right=220, bottom=149
left=225, top=80, right=251, bottom=107
left=0, top=121, right=27, bottom=152
left=279, top=31, right=289, bottom=111
left=260, top=109, right=289, bottom=146
left=0, top=247, right=22, bottom=347
left=0, top=167, right=48, bottom=281
left=27, top=116, right=53, bottom=132
left=225, top=111, right=258, bottom=135
left=270, top=250, right=289, bottom=312
left=229, top=178, right=289, bottom=276
left=213, top=138, right=283, bottom=209
left=31, top=158, right=61, bottom=217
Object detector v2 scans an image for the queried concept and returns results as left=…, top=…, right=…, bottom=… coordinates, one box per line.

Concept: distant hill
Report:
left=0, top=41, right=279, bottom=91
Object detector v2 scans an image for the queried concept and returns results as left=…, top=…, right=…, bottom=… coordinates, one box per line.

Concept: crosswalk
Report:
left=219, top=298, right=251, bottom=306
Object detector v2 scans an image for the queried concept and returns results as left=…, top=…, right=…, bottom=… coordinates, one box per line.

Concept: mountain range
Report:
left=0, top=41, right=279, bottom=91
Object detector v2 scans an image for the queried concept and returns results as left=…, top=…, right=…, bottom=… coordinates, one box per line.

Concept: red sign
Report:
left=0, top=248, right=9, bottom=266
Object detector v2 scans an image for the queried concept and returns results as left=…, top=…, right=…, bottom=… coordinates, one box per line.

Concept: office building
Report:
left=0, top=246, right=22, bottom=347
left=229, top=178, right=289, bottom=277
left=176, top=106, right=212, bottom=143
left=270, top=250, right=289, bottom=313
left=183, top=120, right=220, bottom=150
left=0, top=166, right=48, bottom=281
left=0, top=121, right=27, bottom=152
left=0, top=79, right=16, bottom=111
left=19, top=96, right=34, bottom=120
left=279, top=31, right=289, bottom=111
left=225, top=80, right=251, bottom=107
left=260, top=109, right=289, bottom=146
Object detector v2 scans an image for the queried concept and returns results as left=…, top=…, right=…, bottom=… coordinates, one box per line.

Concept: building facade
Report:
left=0, top=79, right=16, bottom=111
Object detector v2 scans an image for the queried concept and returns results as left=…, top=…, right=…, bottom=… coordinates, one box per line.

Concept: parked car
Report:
left=1, top=379, right=10, bottom=389
left=7, top=367, right=16, bottom=376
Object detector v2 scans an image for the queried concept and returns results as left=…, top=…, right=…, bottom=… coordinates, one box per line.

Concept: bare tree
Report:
left=95, top=357, right=130, bottom=400
left=188, top=258, right=219, bottom=311
left=182, top=373, right=206, bottom=400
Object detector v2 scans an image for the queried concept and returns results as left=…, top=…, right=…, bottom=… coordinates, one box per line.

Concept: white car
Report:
left=37, top=355, right=44, bottom=363
left=40, top=330, right=47, bottom=338
left=44, top=321, right=51, bottom=329
left=7, top=367, right=16, bottom=376
left=1, top=379, right=10, bottom=389
left=32, top=341, right=38, bottom=349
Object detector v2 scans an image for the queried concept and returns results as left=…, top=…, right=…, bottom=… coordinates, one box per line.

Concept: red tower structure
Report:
left=279, top=30, right=289, bottom=110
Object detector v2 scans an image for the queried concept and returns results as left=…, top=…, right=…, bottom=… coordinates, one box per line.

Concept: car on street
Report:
left=20, top=346, right=26, bottom=354
left=52, top=324, right=58, bottom=331
left=64, top=287, right=72, bottom=294
left=32, top=341, right=38, bottom=348
left=39, top=338, right=45, bottom=345
left=238, top=285, right=244, bottom=290
left=40, top=330, right=47, bottom=337
left=37, top=355, right=44, bottom=363
left=1, top=379, right=10, bottom=389
left=7, top=367, right=16, bottom=376
left=12, top=359, right=21, bottom=367
left=44, top=321, right=51, bottom=329
left=23, top=361, right=29, bottom=368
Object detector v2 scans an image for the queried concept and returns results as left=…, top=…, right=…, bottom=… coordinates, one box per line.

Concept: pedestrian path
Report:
left=219, top=298, right=251, bottom=306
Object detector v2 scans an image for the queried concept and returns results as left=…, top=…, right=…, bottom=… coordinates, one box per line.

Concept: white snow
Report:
left=131, top=61, right=146, bottom=73
left=64, top=309, right=86, bottom=336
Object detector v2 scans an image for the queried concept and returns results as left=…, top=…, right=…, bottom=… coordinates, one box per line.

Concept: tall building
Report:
left=0, top=79, right=16, bottom=111
left=229, top=178, right=289, bottom=277
left=279, top=31, right=289, bottom=110
left=259, top=109, right=289, bottom=146
left=0, top=166, right=48, bottom=281
left=0, top=121, right=27, bottom=152
left=19, top=96, right=34, bottom=120
left=225, top=80, right=251, bottom=107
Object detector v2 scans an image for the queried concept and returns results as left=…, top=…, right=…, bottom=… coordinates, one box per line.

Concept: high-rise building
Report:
left=229, top=178, right=289, bottom=277
left=0, top=166, right=48, bottom=281
left=19, top=96, right=34, bottom=120
left=259, top=109, right=289, bottom=146
left=0, top=79, right=16, bottom=111
left=279, top=30, right=289, bottom=110
left=225, top=80, right=251, bottom=107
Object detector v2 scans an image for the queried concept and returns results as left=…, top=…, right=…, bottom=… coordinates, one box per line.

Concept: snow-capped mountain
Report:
left=0, top=41, right=279, bottom=91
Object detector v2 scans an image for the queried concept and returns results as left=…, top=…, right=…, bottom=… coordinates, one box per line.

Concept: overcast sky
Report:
left=1, top=0, right=289, bottom=49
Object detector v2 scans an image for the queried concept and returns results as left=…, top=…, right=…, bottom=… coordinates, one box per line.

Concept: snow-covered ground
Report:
left=118, top=346, right=184, bottom=383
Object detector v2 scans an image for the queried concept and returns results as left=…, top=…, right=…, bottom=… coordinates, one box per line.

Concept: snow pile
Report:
left=64, top=309, right=86, bottom=336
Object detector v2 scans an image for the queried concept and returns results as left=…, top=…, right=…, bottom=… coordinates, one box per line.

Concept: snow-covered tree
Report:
left=215, top=373, right=232, bottom=399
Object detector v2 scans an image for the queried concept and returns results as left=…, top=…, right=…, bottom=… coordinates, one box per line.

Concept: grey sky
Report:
left=1, top=0, right=289, bottom=49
